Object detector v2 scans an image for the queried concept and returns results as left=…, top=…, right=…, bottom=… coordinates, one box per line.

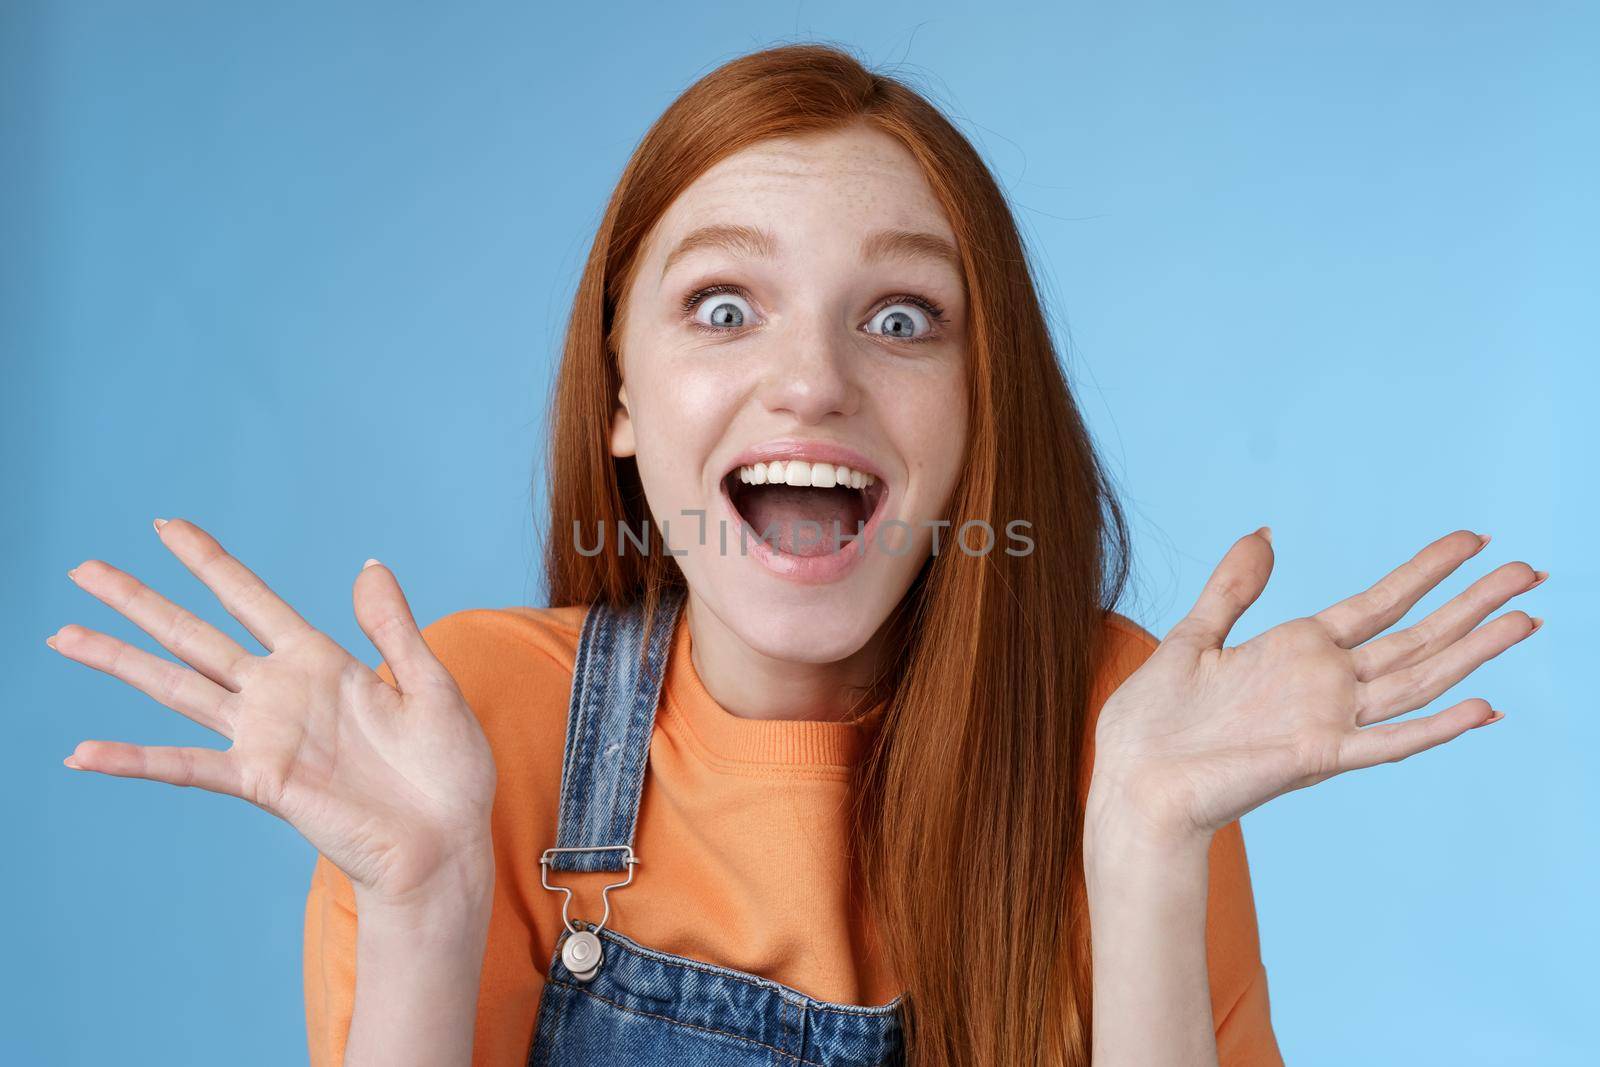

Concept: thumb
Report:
left=353, top=558, right=441, bottom=692
left=1168, top=527, right=1275, bottom=650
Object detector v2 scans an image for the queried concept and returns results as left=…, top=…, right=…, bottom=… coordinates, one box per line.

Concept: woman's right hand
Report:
left=50, top=517, right=498, bottom=909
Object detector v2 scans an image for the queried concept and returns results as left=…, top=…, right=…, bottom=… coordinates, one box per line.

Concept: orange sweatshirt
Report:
left=303, top=606, right=1283, bottom=1065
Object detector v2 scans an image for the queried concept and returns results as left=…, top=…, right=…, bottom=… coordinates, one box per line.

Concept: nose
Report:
left=756, top=319, right=860, bottom=424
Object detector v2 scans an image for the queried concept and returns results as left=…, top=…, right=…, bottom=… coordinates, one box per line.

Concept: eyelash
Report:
left=679, top=283, right=950, bottom=344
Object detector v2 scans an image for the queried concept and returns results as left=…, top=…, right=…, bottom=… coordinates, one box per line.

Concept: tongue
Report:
left=738, top=485, right=867, bottom=557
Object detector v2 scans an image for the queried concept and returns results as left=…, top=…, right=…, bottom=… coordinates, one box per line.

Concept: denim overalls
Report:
left=526, top=589, right=905, bottom=1067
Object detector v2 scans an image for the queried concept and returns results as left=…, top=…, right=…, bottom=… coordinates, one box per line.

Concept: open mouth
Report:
left=722, top=459, right=889, bottom=558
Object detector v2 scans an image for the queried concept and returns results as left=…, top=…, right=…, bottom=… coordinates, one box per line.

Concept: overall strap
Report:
left=545, top=588, right=684, bottom=874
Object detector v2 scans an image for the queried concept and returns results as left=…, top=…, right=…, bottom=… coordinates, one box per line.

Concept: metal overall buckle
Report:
left=539, top=844, right=639, bottom=983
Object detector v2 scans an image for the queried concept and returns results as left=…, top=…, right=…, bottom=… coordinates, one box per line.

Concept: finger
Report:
left=47, top=624, right=234, bottom=736
left=1165, top=527, right=1275, bottom=650
left=63, top=739, right=239, bottom=795
left=67, top=558, right=253, bottom=690
left=1313, top=530, right=1486, bottom=650
left=1337, top=697, right=1498, bottom=771
left=1352, top=561, right=1544, bottom=680
left=353, top=559, right=448, bottom=693
left=155, top=518, right=310, bottom=652
left=1355, top=610, right=1539, bottom=725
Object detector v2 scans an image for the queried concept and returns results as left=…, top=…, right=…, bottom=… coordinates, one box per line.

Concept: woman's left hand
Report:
left=1090, top=527, right=1545, bottom=841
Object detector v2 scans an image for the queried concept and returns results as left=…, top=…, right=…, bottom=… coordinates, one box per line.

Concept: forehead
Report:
left=643, top=124, right=956, bottom=257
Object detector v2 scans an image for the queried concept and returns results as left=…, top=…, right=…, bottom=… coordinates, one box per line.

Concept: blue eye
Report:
left=686, top=287, right=755, bottom=330
left=867, top=301, right=934, bottom=341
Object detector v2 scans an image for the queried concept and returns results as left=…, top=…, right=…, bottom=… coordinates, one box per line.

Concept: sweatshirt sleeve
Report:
left=303, top=849, right=361, bottom=1067
left=1099, top=614, right=1284, bottom=1065
left=1205, top=819, right=1284, bottom=1065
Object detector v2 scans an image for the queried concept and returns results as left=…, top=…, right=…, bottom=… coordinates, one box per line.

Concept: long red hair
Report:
left=541, top=43, right=1132, bottom=1067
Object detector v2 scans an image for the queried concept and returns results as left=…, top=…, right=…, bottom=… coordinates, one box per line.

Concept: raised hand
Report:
left=1091, top=528, right=1545, bottom=839
left=48, top=518, right=497, bottom=908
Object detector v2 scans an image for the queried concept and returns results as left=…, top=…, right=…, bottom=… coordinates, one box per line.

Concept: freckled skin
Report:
left=610, top=123, right=969, bottom=720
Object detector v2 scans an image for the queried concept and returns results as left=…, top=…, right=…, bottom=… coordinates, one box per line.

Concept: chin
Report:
left=691, top=562, right=896, bottom=666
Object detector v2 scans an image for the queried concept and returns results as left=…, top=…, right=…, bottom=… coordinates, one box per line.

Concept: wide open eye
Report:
left=866, top=301, right=935, bottom=341
left=691, top=290, right=755, bottom=330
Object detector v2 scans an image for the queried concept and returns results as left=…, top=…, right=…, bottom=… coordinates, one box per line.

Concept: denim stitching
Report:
left=591, top=603, right=628, bottom=852
left=572, top=605, right=613, bottom=856
left=549, top=611, right=585, bottom=848
left=527, top=938, right=574, bottom=1067
left=779, top=994, right=790, bottom=1065
left=550, top=602, right=606, bottom=868
left=593, top=926, right=904, bottom=1018
left=610, top=595, right=652, bottom=856
left=545, top=977, right=843, bottom=1067
left=551, top=595, right=682, bottom=873
left=547, top=598, right=652, bottom=870
left=611, top=591, right=680, bottom=847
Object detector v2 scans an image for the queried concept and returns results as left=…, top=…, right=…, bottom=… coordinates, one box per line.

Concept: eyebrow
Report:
left=659, top=224, right=961, bottom=281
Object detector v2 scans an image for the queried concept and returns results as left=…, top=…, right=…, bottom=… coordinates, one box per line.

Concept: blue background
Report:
left=5, top=2, right=1592, bottom=1063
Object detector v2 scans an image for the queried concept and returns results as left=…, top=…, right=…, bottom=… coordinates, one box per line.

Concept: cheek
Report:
left=875, top=361, right=969, bottom=500
left=627, top=351, right=747, bottom=495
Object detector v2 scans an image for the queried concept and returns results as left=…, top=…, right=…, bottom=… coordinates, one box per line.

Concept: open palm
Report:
left=1093, top=528, right=1545, bottom=836
left=49, top=518, right=497, bottom=906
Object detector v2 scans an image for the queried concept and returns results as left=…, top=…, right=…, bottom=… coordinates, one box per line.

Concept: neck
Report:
left=683, top=592, right=883, bottom=722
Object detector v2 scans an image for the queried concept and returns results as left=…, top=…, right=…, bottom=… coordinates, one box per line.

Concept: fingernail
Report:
left=1530, top=570, right=1549, bottom=588
left=67, top=567, right=78, bottom=581
left=1257, top=525, right=1273, bottom=544
left=45, top=634, right=58, bottom=650
left=363, top=558, right=382, bottom=570
left=1472, top=710, right=1505, bottom=729
left=1529, top=616, right=1544, bottom=633
left=153, top=518, right=168, bottom=531
left=1476, top=532, right=1492, bottom=550
left=63, top=754, right=82, bottom=769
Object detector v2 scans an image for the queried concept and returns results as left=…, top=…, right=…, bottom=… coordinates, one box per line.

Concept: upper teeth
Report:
left=737, top=460, right=877, bottom=489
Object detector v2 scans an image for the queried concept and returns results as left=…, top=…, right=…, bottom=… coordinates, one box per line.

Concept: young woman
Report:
left=51, top=44, right=1543, bottom=1067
